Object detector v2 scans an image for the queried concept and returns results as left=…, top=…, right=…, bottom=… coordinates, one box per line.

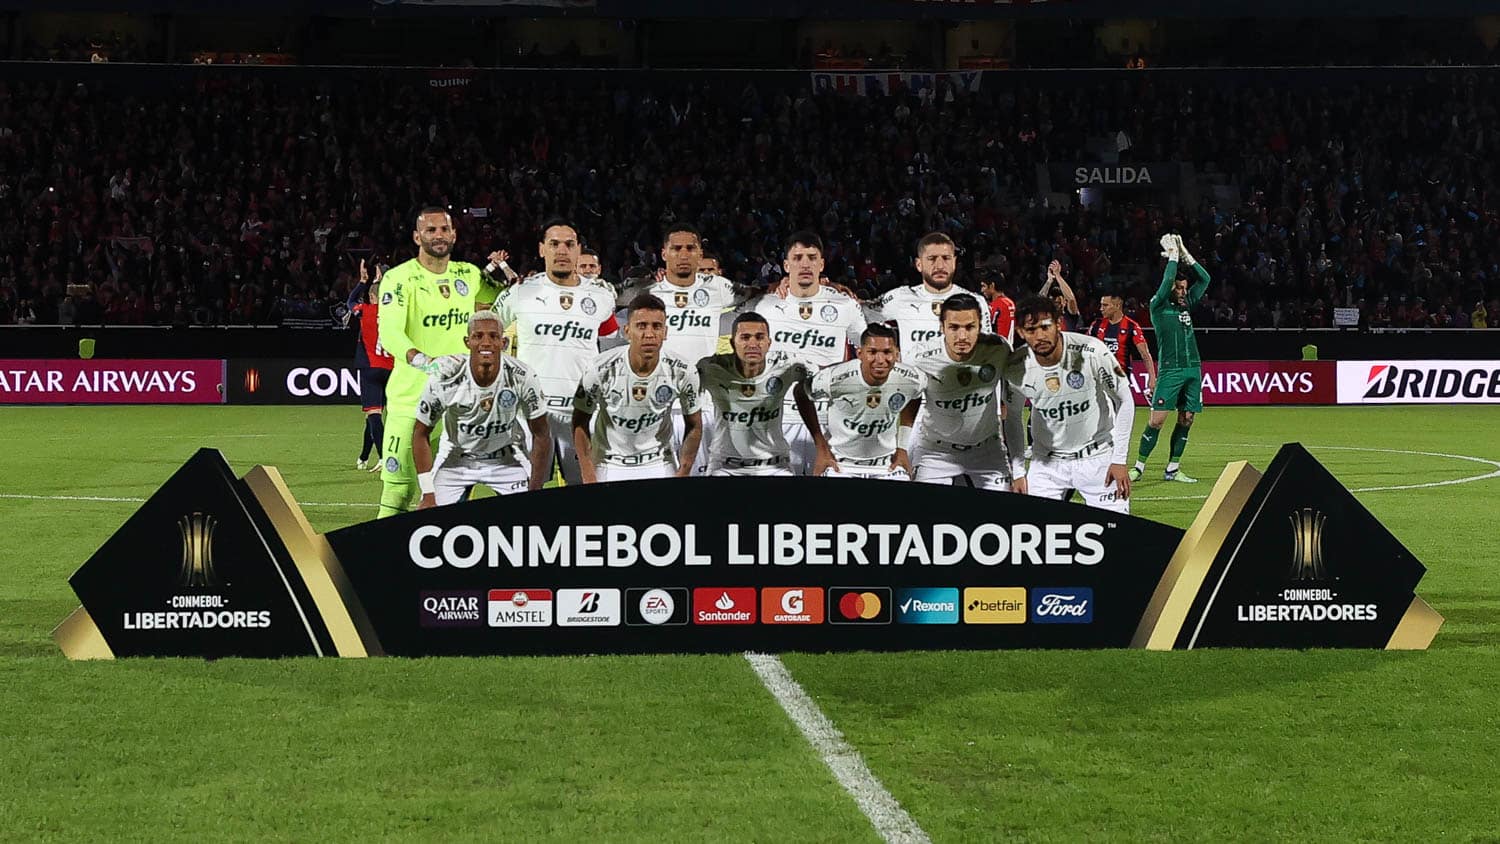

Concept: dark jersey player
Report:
left=1087, top=292, right=1156, bottom=396
left=346, top=259, right=395, bottom=471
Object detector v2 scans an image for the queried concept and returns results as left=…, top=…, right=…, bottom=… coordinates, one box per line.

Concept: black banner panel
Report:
left=54, top=445, right=1443, bottom=659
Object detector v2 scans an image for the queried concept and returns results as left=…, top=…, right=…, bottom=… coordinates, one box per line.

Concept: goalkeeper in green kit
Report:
left=376, top=207, right=507, bottom=517
left=1130, top=233, right=1211, bottom=484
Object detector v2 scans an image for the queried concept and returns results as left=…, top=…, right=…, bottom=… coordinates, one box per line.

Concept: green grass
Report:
left=2, top=405, right=1498, bottom=841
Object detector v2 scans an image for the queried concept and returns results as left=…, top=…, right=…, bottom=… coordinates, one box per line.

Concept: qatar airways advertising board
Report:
left=0, top=359, right=224, bottom=404
left=1124, top=361, right=1335, bottom=406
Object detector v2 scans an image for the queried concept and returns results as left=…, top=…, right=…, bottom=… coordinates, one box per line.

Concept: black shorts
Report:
left=361, top=366, right=391, bottom=411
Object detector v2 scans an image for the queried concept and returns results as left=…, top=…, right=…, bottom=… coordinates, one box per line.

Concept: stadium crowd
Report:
left=2, top=70, right=1499, bottom=330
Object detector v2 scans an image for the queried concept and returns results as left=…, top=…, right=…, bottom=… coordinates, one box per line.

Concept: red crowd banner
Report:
left=1126, top=361, right=1336, bottom=406
left=0, top=359, right=225, bottom=404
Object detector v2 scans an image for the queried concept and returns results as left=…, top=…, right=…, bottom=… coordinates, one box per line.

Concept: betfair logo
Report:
left=962, top=588, right=1026, bottom=624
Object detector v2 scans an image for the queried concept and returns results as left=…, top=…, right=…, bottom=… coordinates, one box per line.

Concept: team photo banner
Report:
left=53, top=444, right=1442, bottom=659
left=0, top=359, right=224, bottom=404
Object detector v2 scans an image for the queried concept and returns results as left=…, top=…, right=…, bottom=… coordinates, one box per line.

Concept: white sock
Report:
left=1133, top=460, right=1145, bottom=472
left=1166, top=461, right=1180, bottom=473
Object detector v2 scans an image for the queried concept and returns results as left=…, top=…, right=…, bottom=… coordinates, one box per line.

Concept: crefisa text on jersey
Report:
left=409, top=522, right=1109, bottom=569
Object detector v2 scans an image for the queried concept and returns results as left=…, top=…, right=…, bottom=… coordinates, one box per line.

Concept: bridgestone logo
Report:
left=1363, top=364, right=1500, bottom=400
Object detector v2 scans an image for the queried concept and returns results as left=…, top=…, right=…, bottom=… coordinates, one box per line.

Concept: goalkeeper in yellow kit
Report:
left=376, top=206, right=506, bottom=517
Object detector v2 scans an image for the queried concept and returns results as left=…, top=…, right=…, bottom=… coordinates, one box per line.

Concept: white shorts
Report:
left=823, top=465, right=910, bottom=481
left=672, top=402, right=713, bottom=477
left=1026, top=449, right=1129, bottom=514
left=434, top=461, right=530, bottom=505
left=912, top=436, right=1012, bottom=491
left=782, top=416, right=813, bottom=476
left=709, top=455, right=794, bottom=477
left=596, top=462, right=673, bottom=483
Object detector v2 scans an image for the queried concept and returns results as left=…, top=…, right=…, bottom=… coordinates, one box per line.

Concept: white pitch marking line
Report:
left=744, top=652, right=931, bottom=844
left=0, top=492, right=373, bottom=509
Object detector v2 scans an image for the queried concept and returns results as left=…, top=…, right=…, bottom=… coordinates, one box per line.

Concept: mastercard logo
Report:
left=829, top=587, right=892, bottom=625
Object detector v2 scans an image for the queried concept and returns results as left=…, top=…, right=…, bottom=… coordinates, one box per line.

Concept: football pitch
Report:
left=2, top=405, right=1498, bottom=841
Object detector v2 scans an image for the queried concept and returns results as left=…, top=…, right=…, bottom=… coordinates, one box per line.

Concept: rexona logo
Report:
left=895, top=588, right=960, bottom=624
left=963, top=587, right=1027, bottom=624
left=626, top=587, right=689, bottom=626
left=761, top=587, right=825, bottom=625
left=487, top=589, right=553, bottom=627
left=419, top=590, right=484, bottom=628
left=829, top=587, right=892, bottom=625
left=1029, top=588, right=1093, bottom=624
left=556, top=588, right=621, bottom=627
left=692, top=588, right=756, bottom=624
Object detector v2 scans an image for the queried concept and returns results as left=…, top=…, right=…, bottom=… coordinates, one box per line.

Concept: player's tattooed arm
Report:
left=484, top=250, right=520, bottom=285
left=794, top=380, right=838, bottom=476
left=676, top=411, right=704, bottom=477
left=412, top=418, right=438, bottom=510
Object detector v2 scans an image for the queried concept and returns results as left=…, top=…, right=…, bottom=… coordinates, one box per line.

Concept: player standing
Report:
left=866, top=232, right=991, bottom=360
left=899, top=297, right=1024, bottom=489
left=748, top=231, right=866, bottom=474
left=345, top=259, right=394, bottom=471
left=979, top=272, right=1016, bottom=345
left=572, top=294, right=703, bottom=482
left=1007, top=296, right=1134, bottom=513
left=1087, top=291, right=1156, bottom=398
left=491, top=219, right=620, bottom=485
left=412, top=311, right=552, bottom=508
left=697, top=312, right=833, bottom=477
left=375, top=207, right=504, bottom=517
left=810, top=323, right=925, bottom=479
left=1131, top=234, right=1211, bottom=483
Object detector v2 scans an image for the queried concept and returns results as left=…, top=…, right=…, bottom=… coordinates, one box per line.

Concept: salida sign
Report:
left=54, top=445, right=1442, bottom=659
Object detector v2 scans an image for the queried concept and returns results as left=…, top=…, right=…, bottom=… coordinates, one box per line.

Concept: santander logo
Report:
left=693, top=588, right=755, bottom=624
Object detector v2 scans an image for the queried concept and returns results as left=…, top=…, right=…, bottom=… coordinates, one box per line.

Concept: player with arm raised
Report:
left=1007, top=295, right=1134, bottom=513
left=375, top=206, right=505, bottom=517
left=748, top=231, right=866, bottom=474
left=1088, top=291, right=1157, bottom=399
left=572, top=294, right=703, bottom=483
left=899, top=297, right=1024, bottom=490
left=412, top=311, right=552, bottom=508
left=810, top=323, right=925, bottom=480
left=1039, top=259, right=1081, bottom=332
left=615, top=224, right=759, bottom=476
left=697, top=312, right=834, bottom=477
left=1131, top=234, right=1211, bottom=484
left=490, top=219, right=620, bottom=486
left=865, top=232, right=991, bottom=361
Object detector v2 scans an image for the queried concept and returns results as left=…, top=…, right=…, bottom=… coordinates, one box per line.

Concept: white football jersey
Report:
left=751, top=288, right=867, bottom=370
left=574, top=347, right=701, bottom=468
left=1007, top=333, right=1130, bottom=459
left=492, top=275, right=617, bottom=421
left=811, top=359, right=927, bottom=462
left=415, top=355, right=546, bottom=466
left=697, top=350, right=811, bottom=464
left=865, top=284, right=992, bottom=361
left=907, top=335, right=1016, bottom=446
left=620, top=274, right=746, bottom=363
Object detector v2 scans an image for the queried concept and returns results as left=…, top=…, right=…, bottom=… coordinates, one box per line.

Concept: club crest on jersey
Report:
left=560, top=292, right=574, bottom=310
left=979, top=364, right=996, bottom=383
left=631, top=382, right=648, bottom=402
left=798, top=302, right=813, bottom=321
left=1045, top=375, right=1061, bottom=393
left=820, top=304, right=839, bottom=323
left=498, top=389, right=517, bottom=409
left=865, top=391, right=882, bottom=409
left=652, top=385, right=675, bottom=407
left=480, top=395, right=495, bottom=413
left=385, top=457, right=400, bottom=473
left=930, top=301, right=943, bottom=317
left=674, top=291, right=689, bottom=309
left=455, top=279, right=470, bottom=297
left=581, top=298, right=597, bottom=316
left=1067, top=371, right=1086, bottom=389
left=766, top=376, right=783, bottom=394
left=419, top=400, right=432, bottom=416
left=738, top=383, right=756, bottom=398
left=889, top=392, right=906, bottom=411
left=380, top=292, right=393, bottom=306
left=693, top=288, right=711, bottom=307
left=438, top=283, right=452, bottom=299
left=957, top=369, right=973, bottom=387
